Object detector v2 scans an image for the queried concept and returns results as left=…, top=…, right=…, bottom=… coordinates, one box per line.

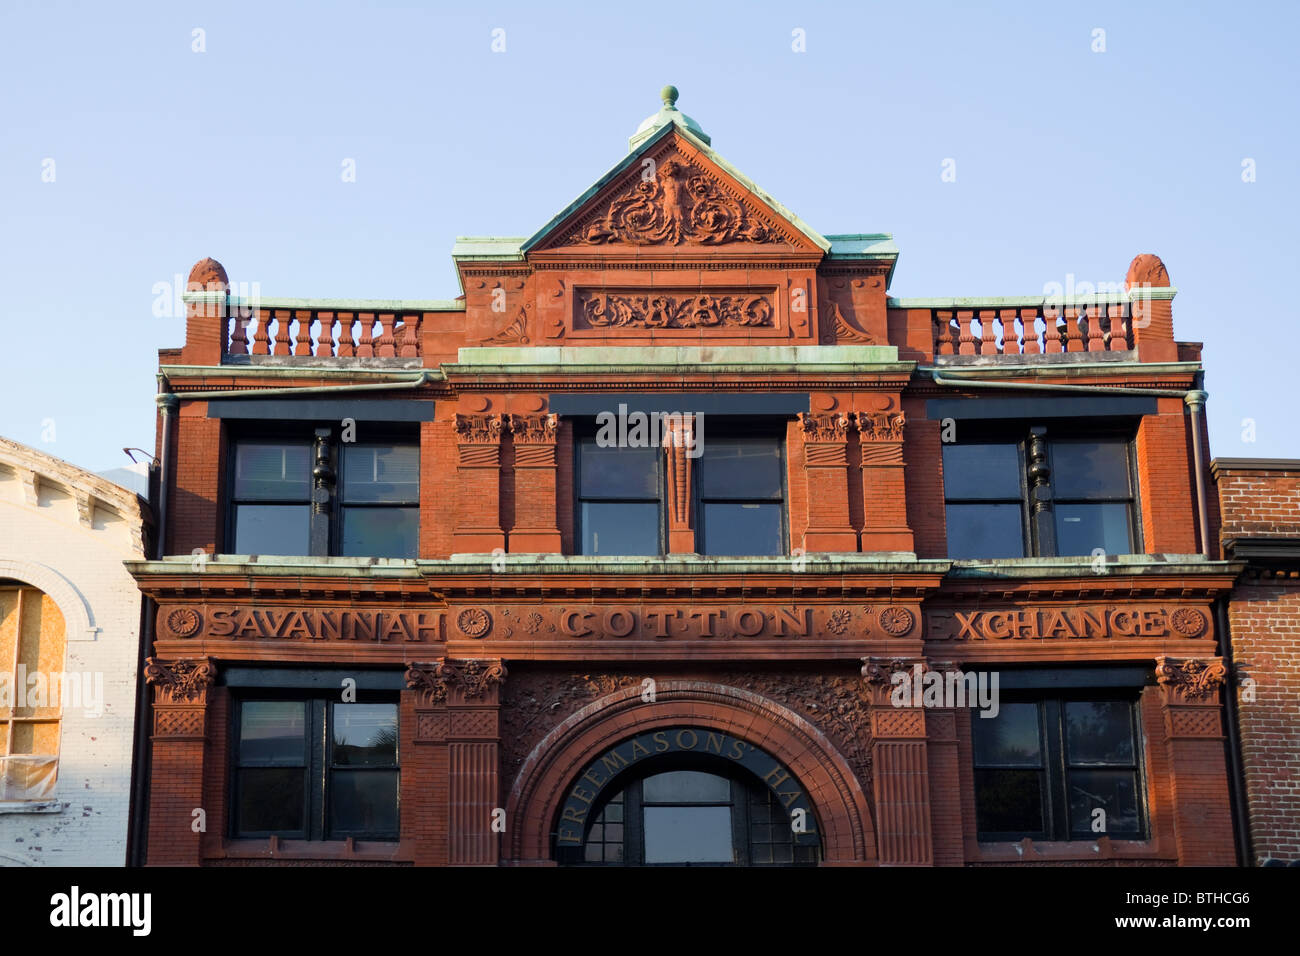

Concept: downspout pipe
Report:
left=1215, top=595, right=1254, bottom=866
left=928, top=369, right=1213, bottom=559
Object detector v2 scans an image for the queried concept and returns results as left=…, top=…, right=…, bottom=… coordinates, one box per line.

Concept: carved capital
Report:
left=799, top=411, right=852, bottom=444
left=144, top=657, right=216, bottom=705
left=508, top=413, right=558, bottom=445
left=455, top=414, right=505, bottom=445
left=405, top=658, right=508, bottom=706
left=857, top=411, right=906, bottom=443
left=861, top=657, right=927, bottom=706
left=1156, top=656, right=1227, bottom=703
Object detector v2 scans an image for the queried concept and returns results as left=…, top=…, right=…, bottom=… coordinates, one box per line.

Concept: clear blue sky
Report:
left=2, top=0, right=1296, bottom=475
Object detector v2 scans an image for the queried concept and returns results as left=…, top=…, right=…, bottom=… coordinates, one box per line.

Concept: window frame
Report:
left=941, top=424, right=1142, bottom=559
left=573, top=424, right=667, bottom=557
left=564, top=764, right=821, bottom=867
left=972, top=690, right=1148, bottom=843
left=229, top=691, right=401, bottom=843
left=225, top=423, right=419, bottom=558
left=693, top=424, right=790, bottom=557
left=0, top=585, right=64, bottom=802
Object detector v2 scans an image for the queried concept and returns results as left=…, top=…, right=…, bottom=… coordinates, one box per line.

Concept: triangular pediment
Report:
left=524, top=125, right=828, bottom=255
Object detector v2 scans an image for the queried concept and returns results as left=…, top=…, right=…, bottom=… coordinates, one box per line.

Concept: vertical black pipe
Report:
left=1215, top=596, right=1254, bottom=866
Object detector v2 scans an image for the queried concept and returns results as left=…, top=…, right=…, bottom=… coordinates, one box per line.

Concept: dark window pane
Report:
left=1054, top=503, right=1132, bottom=556
left=942, top=443, right=1022, bottom=499
left=945, top=503, right=1025, bottom=559
left=699, top=438, right=783, bottom=499
left=1050, top=442, right=1131, bottom=498
left=581, top=501, right=660, bottom=555
left=1068, top=770, right=1141, bottom=836
left=701, top=502, right=783, bottom=556
left=329, top=769, right=398, bottom=836
left=580, top=441, right=660, bottom=499
left=238, top=768, right=305, bottom=833
left=1066, top=701, right=1135, bottom=764
left=643, top=806, right=734, bottom=863
left=233, top=504, right=310, bottom=556
left=331, top=703, right=398, bottom=767
left=239, top=702, right=307, bottom=765
left=342, top=445, right=419, bottom=503
left=973, top=702, right=1042, bottom=766
left=340, top=506, right=418, bottom=558
left=234, top=444, right=310, bottom=500
left=974, top=769, right=1044, bottom=834
left=642, top=770, right=731, bottom=803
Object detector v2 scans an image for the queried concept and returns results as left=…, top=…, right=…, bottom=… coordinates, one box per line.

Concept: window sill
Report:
left=969, top=836, right=1168, bottom=863
left=211, top=836, right=413, bottom=863
left=0, top=800, right=64, bottom=815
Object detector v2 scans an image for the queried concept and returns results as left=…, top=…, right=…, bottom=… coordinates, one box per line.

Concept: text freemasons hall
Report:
left=128, top=88, right=1257, bottom=867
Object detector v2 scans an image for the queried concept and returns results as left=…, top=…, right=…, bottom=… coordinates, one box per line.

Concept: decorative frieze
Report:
left=578, top=291, right=774, bottom=330
left=928, top=605, right=1211, bottom=641
left=572, top=158, right=785, bottom=246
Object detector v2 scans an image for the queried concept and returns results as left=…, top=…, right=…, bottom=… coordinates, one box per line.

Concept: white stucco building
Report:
left=0, top=436, right=149, bottom=865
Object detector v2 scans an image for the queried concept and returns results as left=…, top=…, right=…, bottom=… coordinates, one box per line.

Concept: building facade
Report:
left=0, top=436, right=149, bottom=866
left=130, top=90, right=1247, bottom=867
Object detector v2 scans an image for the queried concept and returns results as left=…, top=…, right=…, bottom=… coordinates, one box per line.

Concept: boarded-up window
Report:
left=0, top=586, right=65, bottom=800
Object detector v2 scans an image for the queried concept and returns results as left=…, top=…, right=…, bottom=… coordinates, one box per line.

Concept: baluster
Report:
left=999, top=308, right=1019, bottom=354
left=316, top=312, right=337, bottom=357
left=229, top=310, right=249, bottom=355
left=1086, top=304, right=1106, bottom=352
left=399, top=313, right=421, bottom=358
left=294, top=309, right=314, bottom=355
left=271, top=310, right=290, bottom=355
left=252, top=309, right=270, bottom=355
left=935, top=311, right=955, bottom=355
left=377, top=312, right=397, bottom=357
left=1063, top=306, right=1085, bottom=352
left=357, top=313, right=376, bottom=357
left=1020, top=308, right=1041, bottom=355
left=957, top=310, right=976, bottom=355
left=1107, top=302, right=1129, bottom=351
left=337, top=312, right=356, bottom=357
left=1043, top=305, right=1064, bottom=353
left=978, top=309, right=999, bottom=354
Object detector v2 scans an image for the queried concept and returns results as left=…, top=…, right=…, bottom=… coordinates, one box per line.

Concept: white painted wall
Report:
left=0, top=449, right=146, bottom=867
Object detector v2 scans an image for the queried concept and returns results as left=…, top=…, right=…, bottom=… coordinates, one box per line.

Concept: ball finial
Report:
left=661, top=85, right=679, bottom=108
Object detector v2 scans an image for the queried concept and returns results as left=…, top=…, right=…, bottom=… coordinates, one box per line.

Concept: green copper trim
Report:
left=180, top=294, right=466, bottom=311
left=889, top=288, right=1178, bottom=309
left=449, top=344, right=905, bottom=373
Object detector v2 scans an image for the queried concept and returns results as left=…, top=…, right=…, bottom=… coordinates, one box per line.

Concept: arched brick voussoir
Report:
left=506, top=679, right=877, bottom=865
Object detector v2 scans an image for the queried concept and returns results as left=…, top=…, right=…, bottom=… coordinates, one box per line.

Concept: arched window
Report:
left=0, top=584, right=66, bottom=801
left=564, top=765, right=821, bottom=867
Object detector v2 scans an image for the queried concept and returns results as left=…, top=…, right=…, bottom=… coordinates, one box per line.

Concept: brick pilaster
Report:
left=452, top=414, right=505, bottom=553
left=507, top=412, right=561, bottom=552
left=799, top=412, right=856, bottom=551
left=143, top=656, right=215, bottom=866
left=863, top=657, right=934, bottom=865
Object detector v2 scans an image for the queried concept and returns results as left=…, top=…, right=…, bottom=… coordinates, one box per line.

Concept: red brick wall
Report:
left=1135, top=402, right=1198, bottom=554
left=1228, top=583, right=1300, bottom=862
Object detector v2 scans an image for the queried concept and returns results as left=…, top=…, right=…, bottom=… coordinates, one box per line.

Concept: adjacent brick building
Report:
left=1213, top=459, right=1300, bottom=865
left=129, top=89, right=1254, bottom=866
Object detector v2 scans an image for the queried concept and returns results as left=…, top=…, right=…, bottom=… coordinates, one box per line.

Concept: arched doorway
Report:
left=551, top=726, right=823, bottom=866
left=507, top=680, right=876, bottom=865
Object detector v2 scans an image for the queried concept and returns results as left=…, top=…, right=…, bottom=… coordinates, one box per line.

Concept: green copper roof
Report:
left=450, top=236, right=527, bottom=261
left=629, top=85, right=711, bottom=151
